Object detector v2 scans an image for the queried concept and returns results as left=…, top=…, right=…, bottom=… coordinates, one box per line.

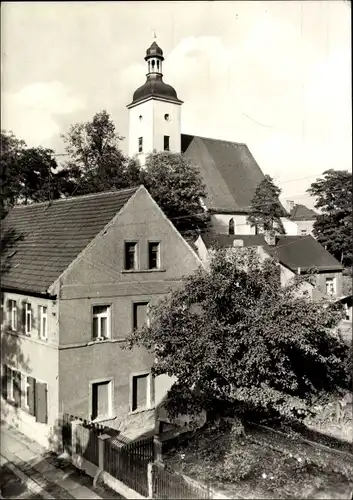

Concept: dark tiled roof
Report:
left=200, top=233, right=343, bottom=273
left=1, top=187, right=139, bottom=295
left=290, top=204, right=318, bottom=221
left=181, top=134, right=265, bottom=213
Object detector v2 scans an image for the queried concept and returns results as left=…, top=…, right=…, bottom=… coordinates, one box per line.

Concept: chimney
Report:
left=286, top=200, right=295, bottom=213
left=264, top=230, right=276, bottom=246
left=232, top=239, right=244, bottom=247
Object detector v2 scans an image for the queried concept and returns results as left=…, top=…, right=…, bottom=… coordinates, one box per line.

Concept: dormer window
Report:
left=138, top=137, right=143, bottom=153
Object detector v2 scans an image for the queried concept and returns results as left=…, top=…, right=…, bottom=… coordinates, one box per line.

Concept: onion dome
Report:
left=127, top=41, right=182, bottom=107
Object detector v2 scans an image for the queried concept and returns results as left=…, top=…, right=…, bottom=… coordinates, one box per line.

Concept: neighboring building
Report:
left=1, top=185, right=203, bottom=447
left=194, top=232, right=344, bottom=300
left=286, top=200, right=318, bottom=236
left=334, top=294, right=353, bottom=345
left=127, top=41, right=267, bottom=235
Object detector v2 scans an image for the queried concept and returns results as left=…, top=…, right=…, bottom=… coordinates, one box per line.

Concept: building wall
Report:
left=128, top=98, right=182, bottom=166
left=57, top=187, right=202, bottom=435
left=313, top=272, right=343, bottom=299
left=1, top=291, right=59, bottom=448
left=210, top=213, right=256, bottom=235
left=281, top=217, right=299, bottom=235
left=294, top=219, right=315, bottom=236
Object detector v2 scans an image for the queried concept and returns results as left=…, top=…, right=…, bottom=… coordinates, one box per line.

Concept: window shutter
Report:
left=35, top=381, right=47, bottom=423
left=13, top=371, right=21, bottom=407
left=1, top=365, right=8, bottom=399
left=28, top=376, right=36, bottom=416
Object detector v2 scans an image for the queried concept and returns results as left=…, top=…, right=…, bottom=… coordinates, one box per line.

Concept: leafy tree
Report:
left=126, top=247, right=350, bottom=424
left=0, top=131, right=72, bottom=217
left=247, top=175, right=286, bottom=234
left=61, top=110, right=139, bottom=194
left=308, top=169, right=352, bottom=267
left=142, top=151, right=210, bottom=234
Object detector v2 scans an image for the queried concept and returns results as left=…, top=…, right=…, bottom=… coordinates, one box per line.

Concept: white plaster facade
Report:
left=128, top=97, right=182, bottom=167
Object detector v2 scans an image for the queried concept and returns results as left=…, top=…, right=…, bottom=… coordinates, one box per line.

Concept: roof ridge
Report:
left=11, top=185, right=141, bottom=209
left=183, top=133, right=247, bottom=147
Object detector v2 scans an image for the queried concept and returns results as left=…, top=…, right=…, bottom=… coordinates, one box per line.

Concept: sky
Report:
left=1, top=1, right=351, bottom=208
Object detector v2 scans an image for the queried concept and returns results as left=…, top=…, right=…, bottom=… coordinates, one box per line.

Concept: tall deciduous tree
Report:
left=142, top=151, right=210, bottom=234
left=126, top=247, right=350, bottom=423
left=61, top=110, right=140, bottom=194
left=247, top=175, right=286, bottom=234
left=308, top=169, right=352, bottom=268
left=0, top=131, right=72, bottom=217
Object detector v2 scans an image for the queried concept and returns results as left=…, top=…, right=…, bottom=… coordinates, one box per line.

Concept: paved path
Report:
left=0, top=422, right=123, bottom=500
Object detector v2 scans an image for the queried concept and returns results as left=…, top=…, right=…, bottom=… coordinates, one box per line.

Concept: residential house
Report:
left=1, top=185, right=203, bottom=448
left=194, top=231, right=344, bottom=300
left=286, top=200, right=318, bottom=236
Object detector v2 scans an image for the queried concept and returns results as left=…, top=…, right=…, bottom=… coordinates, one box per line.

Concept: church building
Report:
left=127, top=41, right=267, bottom=236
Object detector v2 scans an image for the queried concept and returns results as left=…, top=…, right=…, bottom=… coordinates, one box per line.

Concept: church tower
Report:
left=127, top=41, right=183, bottom=167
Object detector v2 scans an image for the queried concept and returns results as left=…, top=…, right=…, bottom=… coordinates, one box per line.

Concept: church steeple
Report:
left=127, top=41, right=183, bottom=166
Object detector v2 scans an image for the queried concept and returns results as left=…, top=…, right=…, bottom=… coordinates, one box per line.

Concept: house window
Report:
left=301, top=229, right=307, bottom=235
left=133, top=302, right=150, bottom=330
left=9, top=300, right=17, bottom=331
left=25, top=303, right=32, bottom=335
left=138, top=137, right=143, bottom=153
left=131, top=373, right=151, bottom=412
left=148, top=242, right=160, bottom=269
left=7, top=368, right=21, bottom=404
left=39, top=306, right=48, bottom=340
left=125, top=242, right=137, bottom=270
left=325, top=277, right=336, bottom=296
left=92, top=305, right=110, bottom=340
left=164, top=135, right=170, bottom=151
left=229, top=218, right=235, bottom=235
left=91, top=380, right=112, bottom=421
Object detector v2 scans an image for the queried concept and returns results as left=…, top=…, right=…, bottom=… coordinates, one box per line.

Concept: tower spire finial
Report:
left=153, top=29, right=157, bottom=39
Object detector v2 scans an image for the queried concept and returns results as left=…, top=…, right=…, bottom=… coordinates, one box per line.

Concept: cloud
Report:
left=1, top=81, right=85, bottom=146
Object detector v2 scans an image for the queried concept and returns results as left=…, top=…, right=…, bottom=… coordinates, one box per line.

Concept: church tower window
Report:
left=164, top=136, right=170, bottom=151
left=229, top=218, right=235, bottom=235
left=138, top=137, right=143, bottom=153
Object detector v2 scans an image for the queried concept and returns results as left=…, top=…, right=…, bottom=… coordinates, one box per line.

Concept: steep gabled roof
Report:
left=1, top=187, right=139, bottom=295
left=200, top=233, right=343, bottom=273
left=290, top=204, right=318, bottom=221
left=181, top=134, right=265, bottom=213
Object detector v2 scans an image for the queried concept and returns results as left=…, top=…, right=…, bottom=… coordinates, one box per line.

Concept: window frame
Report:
left=91, top=304, right=111, bottom=340
left=148, top=241, right=161, bottom=270
left=163, top=135, right=170, bottom=151
left=25, top=303, right=32, bottom=336
left=325, top=277, right=336, bottom=296
left=21, top=373, right=30, bottom=410
left=124, top=241, right=138, bottom=270
left=138, top=137, right=143, bottom=153
left=130, top=372, right=153, bottom=413
left=39, top=305, right=48, bottom=340
left=132, top=301, right=150, bottom=331
left=89, top=377, right=114, bottom=422
left=9, top=300, right=17, bottom=331
left=7, top=367, right=14, bottom=402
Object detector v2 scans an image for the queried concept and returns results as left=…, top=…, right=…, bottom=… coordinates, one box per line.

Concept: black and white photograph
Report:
left=1, top=1, right=352, bottom=499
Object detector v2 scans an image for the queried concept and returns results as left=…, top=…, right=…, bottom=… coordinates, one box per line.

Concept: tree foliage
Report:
left=61, top=110, right=140, bottom=195
left=247, top=175, right=286, bottom=234
left=308, top=169, right=352, bottom=267
left=126, top=247, right=350, bottom=423
left=142, top=151, right=210, bottom=234
left=0, top=130, right=73, bottom=218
